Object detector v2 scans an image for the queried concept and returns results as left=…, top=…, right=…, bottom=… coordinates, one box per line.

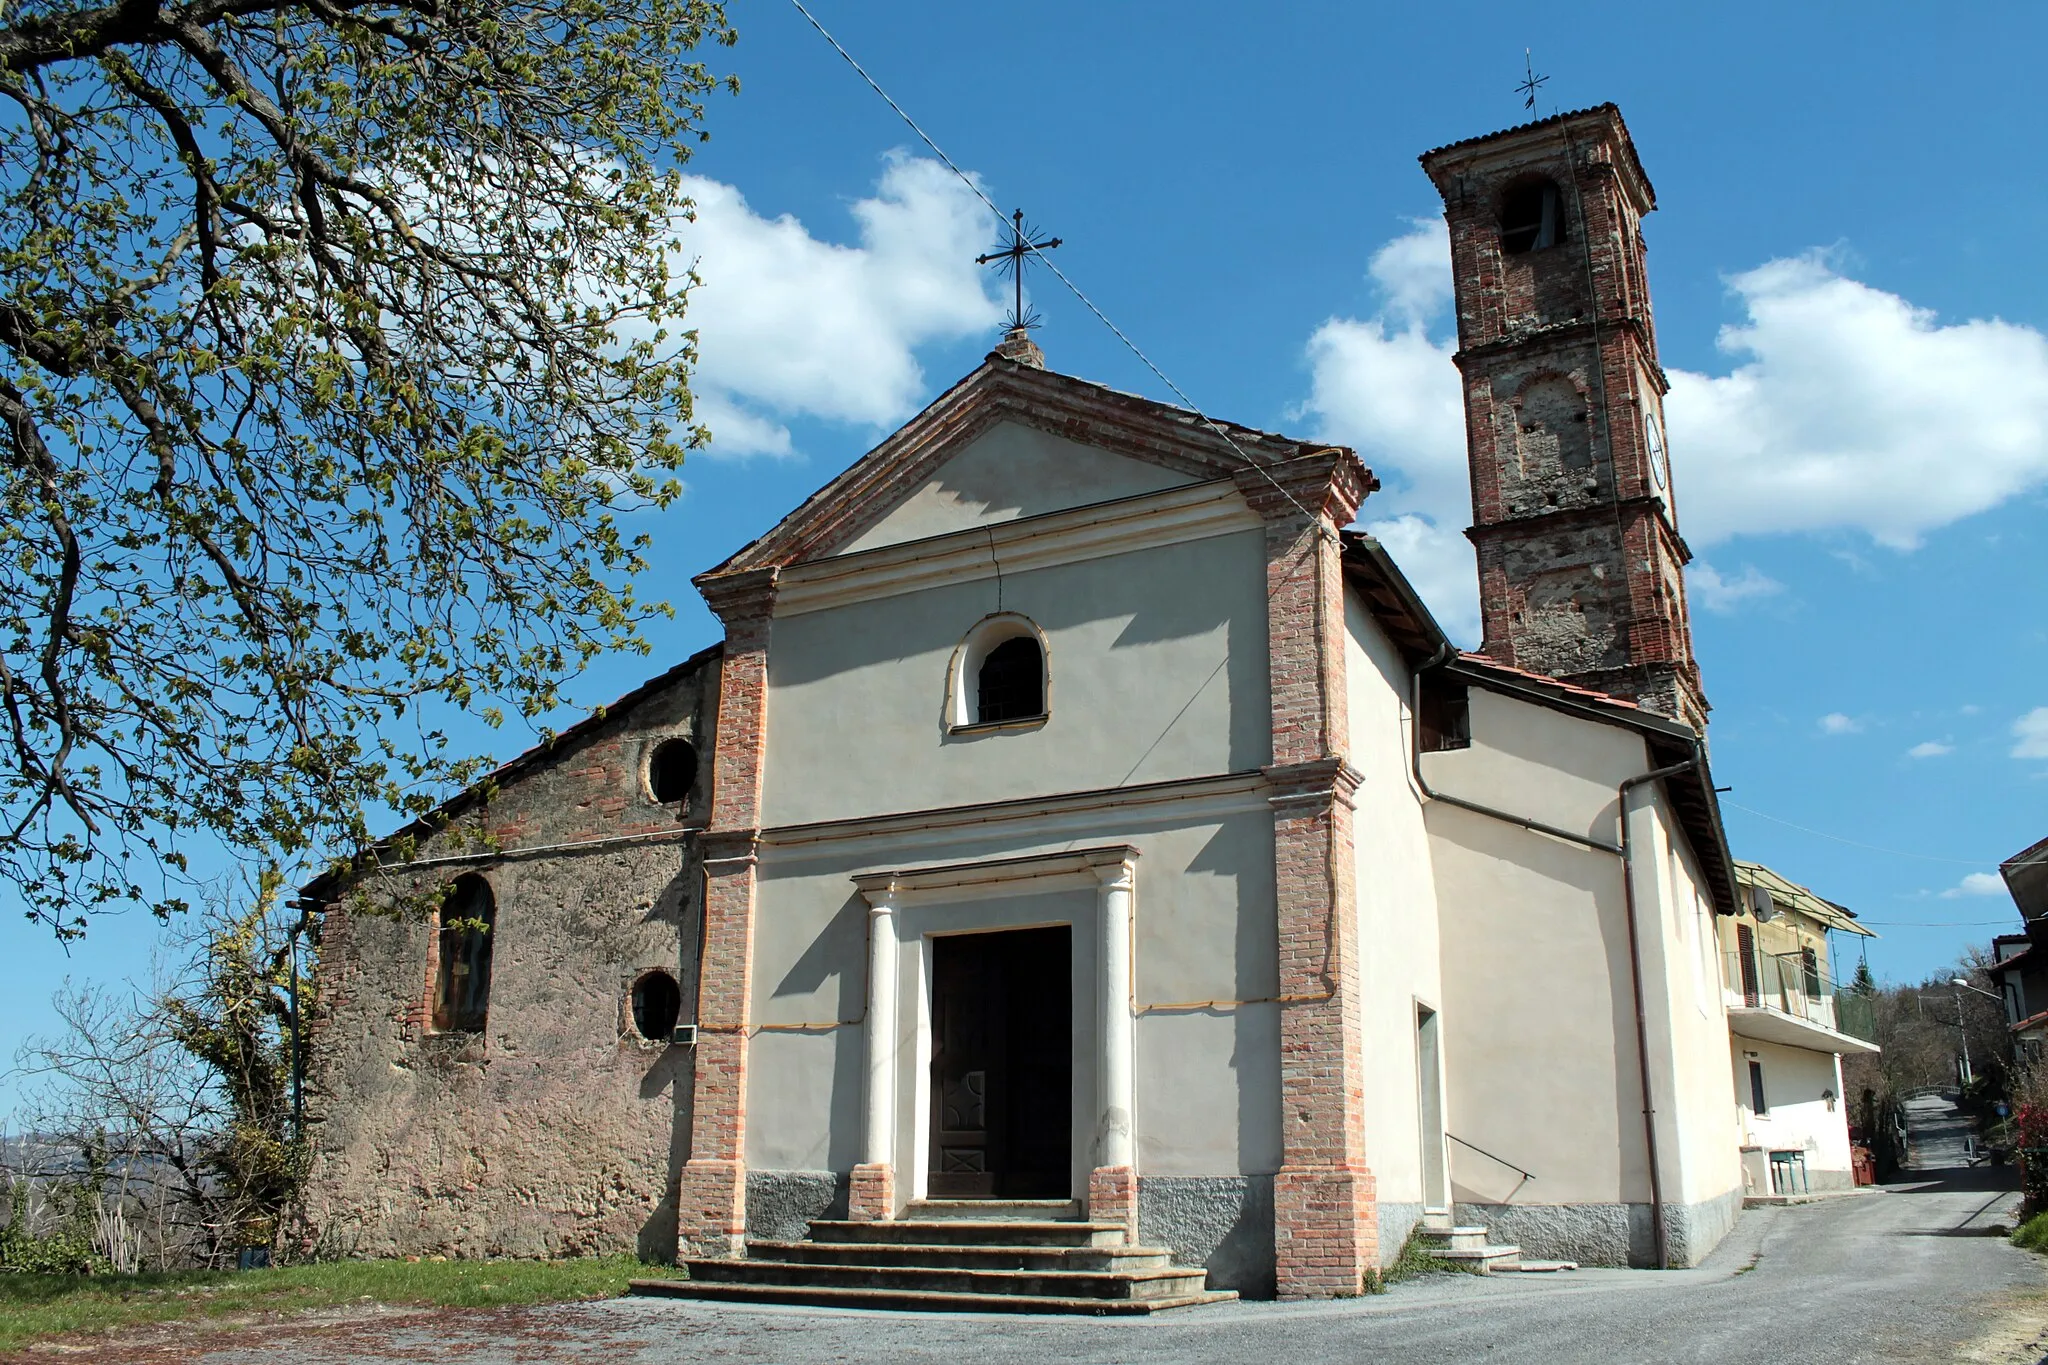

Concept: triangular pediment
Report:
left=835, top=419, right=1190, bottom=555
left=704, top=356, right=1323, bottom=578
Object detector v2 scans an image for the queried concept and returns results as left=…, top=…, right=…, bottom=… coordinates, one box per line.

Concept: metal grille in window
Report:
left=976, top=637, right=1043, bottom=723
left=433, top=875, right=495, bottom=1033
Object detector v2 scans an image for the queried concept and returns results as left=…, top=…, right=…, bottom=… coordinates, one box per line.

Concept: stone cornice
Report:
left=758, top=770, right=1269, bottom=862
left=1263, top=757, right=1364, bottom=814
left=853, top=844, right=1139, bottom=908
left=1465, top=494, right=1690, bottom=561
left=693, top=566, right=778, bottom=626
left=697, top=828, right=760, bottom=865
left=1452, top=315, right=1661, bottom=372
left=1232, top=449, right=1377, bottom=527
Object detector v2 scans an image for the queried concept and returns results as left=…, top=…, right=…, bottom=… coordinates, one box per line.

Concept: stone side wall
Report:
left=1138, top=1176, right=1276, bottom=1299
left=1455, top=1189, right=1744, bottom=1269
left=303, top=654, right=717, bottom=1261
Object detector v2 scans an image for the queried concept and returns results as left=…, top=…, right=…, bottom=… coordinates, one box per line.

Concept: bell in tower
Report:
left=1420, top=104, right=1708, bottom=734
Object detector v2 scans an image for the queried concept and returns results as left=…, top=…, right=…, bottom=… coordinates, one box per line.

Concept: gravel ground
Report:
left=24, top=1166, right=2042, bottom=1365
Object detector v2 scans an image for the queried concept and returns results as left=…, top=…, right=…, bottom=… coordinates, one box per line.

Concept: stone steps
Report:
left=807, top=1219, right=1130, bottom=1247
left=1413, top=1213, right=1574, bottom=1275
left=748, top=1238, right=1175, bottom=1272
left=683, top=1256, right=1211, bottom=1300
left=631, top=1278, right=1236, bottom=1315
left=635, top=1198, right=1233, bottom=1315
left=904, top=1198, right=1081, bottom=1221
left=1426, top=1243, right=1526, bottom=1272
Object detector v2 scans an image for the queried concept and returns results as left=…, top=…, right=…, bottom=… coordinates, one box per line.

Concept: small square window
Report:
left=1419, top=680, right=1471, bottom=753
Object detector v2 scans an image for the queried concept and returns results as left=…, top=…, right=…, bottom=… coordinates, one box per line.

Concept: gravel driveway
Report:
left=37, top=1169, right=2043, bottom=1365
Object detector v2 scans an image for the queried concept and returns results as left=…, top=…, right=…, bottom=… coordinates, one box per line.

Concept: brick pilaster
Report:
left=677, top=567, right=777, bottom=1257
left=1241, top=452, right=1381, bottom=1298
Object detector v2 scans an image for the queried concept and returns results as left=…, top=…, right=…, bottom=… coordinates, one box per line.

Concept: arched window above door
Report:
left=948, top=614, right=1048, bottom=731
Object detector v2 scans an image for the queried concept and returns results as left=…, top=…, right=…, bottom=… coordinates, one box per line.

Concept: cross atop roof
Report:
left=1516, top=49, right=1549, bottom=112
left=977, top=208, right=1063, bottom=335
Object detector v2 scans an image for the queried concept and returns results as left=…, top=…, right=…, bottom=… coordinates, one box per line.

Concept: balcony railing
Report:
left=1725, top=950, right=1877, bottom=1043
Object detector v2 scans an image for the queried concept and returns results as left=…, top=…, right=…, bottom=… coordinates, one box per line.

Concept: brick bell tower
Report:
left=1421, top=104, right=1707, bottom=733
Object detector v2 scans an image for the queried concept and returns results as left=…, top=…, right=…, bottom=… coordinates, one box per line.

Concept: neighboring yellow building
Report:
left=1721, top=862, right=1878, bottom=1196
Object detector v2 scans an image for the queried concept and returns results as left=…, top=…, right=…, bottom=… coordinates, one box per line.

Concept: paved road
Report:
left=1905, top=1090, right=1983, bottom=1170
left=91, top=1167, right=2038, bottom=1365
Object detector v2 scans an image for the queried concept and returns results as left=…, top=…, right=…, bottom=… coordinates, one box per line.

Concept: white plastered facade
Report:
left=723, top=406, right=1747, bottom=1284
left=1718, top=894, right=1873, bottom=1195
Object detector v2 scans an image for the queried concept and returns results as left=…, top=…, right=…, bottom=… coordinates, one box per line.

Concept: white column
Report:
left=1095, top=861, right=1137, bottom=1170
left=862, top=887, right=900, bottom=1168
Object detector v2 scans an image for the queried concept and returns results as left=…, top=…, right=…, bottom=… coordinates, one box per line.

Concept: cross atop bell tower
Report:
left=1421, top=103, right=1708, bottom=733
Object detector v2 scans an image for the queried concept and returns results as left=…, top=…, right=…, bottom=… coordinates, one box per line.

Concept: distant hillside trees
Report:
left=7, top=871, right=311, bottom=1269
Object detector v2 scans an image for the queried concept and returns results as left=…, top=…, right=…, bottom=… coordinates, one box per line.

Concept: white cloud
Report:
left=1298, top=221, right=1478, bottom=641
left=1690, top=562, right=1784, bottom=614
left=2015, top=707, right=2048, bottom=759
left=1907, top=740, right=1954, bottom=759
left=673, top=155, right=1004, bottom=457
left=1296, top=231, right=2048, bottom=633
left=1818, top=712, right=1863, bottom=736
left=1941, top=872, right=2009, bottom=899
left=1668, top=254, right=2048, bottom=545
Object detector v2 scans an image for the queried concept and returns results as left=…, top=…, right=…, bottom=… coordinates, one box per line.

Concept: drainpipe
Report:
left=1409, top=648, right=1700, bottom=1269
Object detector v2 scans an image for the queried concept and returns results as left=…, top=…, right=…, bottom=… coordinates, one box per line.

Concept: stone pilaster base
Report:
left=677, top=1157, right=747, bottom=1258
left=1273, top=1164, right=1378, bottom=1298
left=1089, top=1165, right=1138, bottom=1244
left=848, top=1162, right=895, bottom=1222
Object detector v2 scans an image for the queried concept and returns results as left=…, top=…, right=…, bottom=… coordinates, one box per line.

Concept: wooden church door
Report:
left=928, top=926, right=1072, bottom=1199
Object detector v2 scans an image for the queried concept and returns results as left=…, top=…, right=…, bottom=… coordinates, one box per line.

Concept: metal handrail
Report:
left=1447, top=1131, right=1535, bottom=1202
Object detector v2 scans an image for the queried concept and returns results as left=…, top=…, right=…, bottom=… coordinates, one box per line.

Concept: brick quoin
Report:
left=1238, top=452, right=1382, bottom=1298
left=676, top=567, right=777, bottom=1258
left=1088, top=1164, right=1138, bottom=1245
left=847, top=1162, right=893, bottom=1223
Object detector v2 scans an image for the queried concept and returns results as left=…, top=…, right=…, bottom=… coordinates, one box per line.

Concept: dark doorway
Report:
left=928, top=925, right=1072, bottom=1199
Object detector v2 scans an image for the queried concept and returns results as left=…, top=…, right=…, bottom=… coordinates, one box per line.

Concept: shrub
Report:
left=2011, top=1211, right=2048, bottom=1254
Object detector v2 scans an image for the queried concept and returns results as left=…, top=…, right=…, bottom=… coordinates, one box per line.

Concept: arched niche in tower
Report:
left=1514, top=374, right=1594, bottom=476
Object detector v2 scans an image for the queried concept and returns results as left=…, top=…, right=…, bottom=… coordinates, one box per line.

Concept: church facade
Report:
left=304, top=105, right=1751, bottom=1296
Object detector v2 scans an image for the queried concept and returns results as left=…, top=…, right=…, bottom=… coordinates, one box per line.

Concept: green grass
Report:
left=1378, top=1230, right=1484, bottom=1287
left=0, top=1255, right=685, bottom=1352
left=2012, top=1212, right=2048, bottom=1253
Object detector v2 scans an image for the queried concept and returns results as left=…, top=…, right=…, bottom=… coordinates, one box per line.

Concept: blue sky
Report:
left=5, top=1, right=2046, bottom=1109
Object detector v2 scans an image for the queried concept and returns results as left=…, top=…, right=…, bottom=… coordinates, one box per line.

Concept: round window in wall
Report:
left=647, top=739, right=697, bottom=805
left=631, top=970, right=683, bottom=1042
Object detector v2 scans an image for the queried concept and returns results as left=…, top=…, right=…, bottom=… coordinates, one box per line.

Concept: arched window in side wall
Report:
left=647, top=738, right=697, bottom=806
left=949, top=615, right=1048, bottom=730
left=433, top=874, right=496, bottom=1033
left=631, top=970, right=683, bottom=1042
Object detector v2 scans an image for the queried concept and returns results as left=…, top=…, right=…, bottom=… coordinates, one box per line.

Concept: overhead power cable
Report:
left=1856, top=920, right=2022, bottom=928
left=1723, top=801, right=2042, bottom=870
left=782, top=0, right=1338, bottom=543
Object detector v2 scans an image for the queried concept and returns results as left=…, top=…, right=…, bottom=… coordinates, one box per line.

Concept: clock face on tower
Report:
left=1644, top=410, right=1670, bottom=491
